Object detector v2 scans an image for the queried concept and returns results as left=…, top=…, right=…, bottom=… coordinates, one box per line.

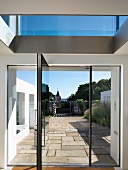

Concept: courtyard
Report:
left=11, top=117, right=116, bottom=166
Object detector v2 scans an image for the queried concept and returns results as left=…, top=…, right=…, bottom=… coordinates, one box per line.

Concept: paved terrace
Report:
left=11, top=117, right=116, bottom=165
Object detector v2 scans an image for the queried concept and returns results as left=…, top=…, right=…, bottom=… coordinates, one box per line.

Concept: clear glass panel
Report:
left=20, top=16, right=116, bottom=36
left=42, top=66, right=89, bottom=165
left=7, top=66, right=37, bottom=165
left=42, top=59, right=50, bottom=164
left=1, top=15, right=10, bottom=26
left=91, top=66, right=120, bottom=166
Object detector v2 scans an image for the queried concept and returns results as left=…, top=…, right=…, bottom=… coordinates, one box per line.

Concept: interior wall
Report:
left=7, top=68, right=17, bottom=163
left=111, top=67, right=120, bottom=164
left=0, top=0, right=128, bottom=15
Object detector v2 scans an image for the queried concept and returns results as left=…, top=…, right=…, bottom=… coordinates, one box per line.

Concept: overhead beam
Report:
left=0, top=0, right=128, bottom=15
left=9, top=36, right=113, bottom=54
left=114, top=18, right=128, bottom=53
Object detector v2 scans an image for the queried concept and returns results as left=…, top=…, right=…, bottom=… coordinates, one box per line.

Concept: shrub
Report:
left=92, top=102, right=111, bottom=127
left=84, top=102, right=111, bottom=128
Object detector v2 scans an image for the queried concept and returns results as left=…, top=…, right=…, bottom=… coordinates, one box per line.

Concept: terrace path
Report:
left=11, top=117, right=116, bottom=166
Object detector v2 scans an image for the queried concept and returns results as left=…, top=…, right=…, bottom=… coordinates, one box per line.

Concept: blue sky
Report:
left=17, top=71, right=111, bottom=98
left=20, top=16, right=116, bottom=36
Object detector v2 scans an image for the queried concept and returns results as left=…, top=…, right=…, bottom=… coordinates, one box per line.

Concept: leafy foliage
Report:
left=84, top=102, right=111, bottom=127
left=76, top=99, right=84, bottom=114
left=67, top=78, right=111, bottom=101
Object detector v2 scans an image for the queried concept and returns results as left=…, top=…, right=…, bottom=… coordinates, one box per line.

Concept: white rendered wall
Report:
left=101, top=90, right=111, bottom=103
left=0, top=54, right=128, bottom=169
left=111, top=68, right=120, bottom=164
left=7, top=68, right=17, bottom=163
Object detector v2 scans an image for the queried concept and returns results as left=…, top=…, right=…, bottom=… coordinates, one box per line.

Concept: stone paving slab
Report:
left=66, top=132, right=80, bottom=137
left=47, top=150, right=56, bottom=156
left=85, top=148, right=109, bottom=155
left=92, top=139, right=110, bottom=146
left=62, top=137, right=74, bottom=141
left=48, top=144, right=61, bottom=149
left=62, top=145, right=85, bottom=150
left=49, top=136, right=61, bottom=140
left=47, top=140, right=61, bottom=144
left=19, top=150, right=36, bottom=154
left=56, top=150, right=87, bottom=157
left=62, top=141, right=86, bottom=146
left=42, top=150, right=48, bottom=156
left=67, top=157, right=89, bottom=164
left=11, top=154, right=35, bottom=163
left=44, top=156, right=67, bottom=163
left=73, top=136, right=84, bottom=141
left=91, top=155, right=116, bottom=164
left=48, top=134, right=66, bottom=137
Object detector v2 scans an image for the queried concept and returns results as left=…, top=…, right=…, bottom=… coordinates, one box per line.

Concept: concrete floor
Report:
left=10, top=117, right=117, bottom=166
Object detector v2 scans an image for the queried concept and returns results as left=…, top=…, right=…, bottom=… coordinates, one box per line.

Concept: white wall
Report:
left=111, top=68, right=120, bottom=164
left=101, top=90, right=111, bottom=103
left=0, top=54, right=128, bottom=169
left=17, top=78, right=37, bottom=129
left=7, top=68, right=17, bottom=163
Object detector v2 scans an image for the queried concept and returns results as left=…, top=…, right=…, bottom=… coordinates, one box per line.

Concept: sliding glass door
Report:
left=7, top=57, right=120, bottom=169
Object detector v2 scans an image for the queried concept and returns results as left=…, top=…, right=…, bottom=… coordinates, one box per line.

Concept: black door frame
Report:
left=37, top=56, right=120, bottom=169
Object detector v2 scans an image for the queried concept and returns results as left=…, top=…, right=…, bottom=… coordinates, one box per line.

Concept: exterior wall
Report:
left=7, top=69, right=17, bottom=163
left=0, top=54, right=128, bottom=169
left=7, top=75, right=36, bottom=164
left=101, top=90, right=111, bottom=103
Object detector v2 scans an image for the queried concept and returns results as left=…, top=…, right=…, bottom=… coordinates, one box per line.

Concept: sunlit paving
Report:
left=11, top=117, right=116, bottom=165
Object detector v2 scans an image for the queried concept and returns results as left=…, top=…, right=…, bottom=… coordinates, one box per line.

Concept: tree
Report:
left=67, top=78, right=111, bottom=101
left=76, top=99, right=84, bottom=114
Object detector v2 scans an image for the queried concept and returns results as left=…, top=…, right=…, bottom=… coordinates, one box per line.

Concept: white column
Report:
left=111, top=67, right=120, bottom=164
left=25, top=93, right=29, bottom=134
left=0, top=64, right=7, bottom=168
left=7, top=68, right=17, bottom=163
left=120, top=65, right=128, bottom=169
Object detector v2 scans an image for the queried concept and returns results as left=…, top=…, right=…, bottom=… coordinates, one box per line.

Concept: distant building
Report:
left=101, top=90, right=111, bottom=103
left=55, top=90, right=61, bottom=108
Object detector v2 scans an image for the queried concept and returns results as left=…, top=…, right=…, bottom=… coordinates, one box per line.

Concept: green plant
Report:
left=84, top=102, right=111, bottom=127
left=92, top=102, right=111, bottom=127
left=76, top=99, right=84, bottom=115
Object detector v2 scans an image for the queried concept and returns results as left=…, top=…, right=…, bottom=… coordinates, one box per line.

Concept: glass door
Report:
left=91, top=66, right=120, bottom=166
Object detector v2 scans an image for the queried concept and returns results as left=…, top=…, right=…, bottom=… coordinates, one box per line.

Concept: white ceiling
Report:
left=0, top=0, right=128, bottom=15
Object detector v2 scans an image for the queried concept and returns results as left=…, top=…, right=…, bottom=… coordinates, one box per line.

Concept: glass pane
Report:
left=42, top=66, right=89, bottom=165
left=7, top=66, right=37, bottom=165
left=20, top=16, right=116, bottom=36
left=91, top=66, right=120, bottom=166
left=41, top=58, right=50, bottom=165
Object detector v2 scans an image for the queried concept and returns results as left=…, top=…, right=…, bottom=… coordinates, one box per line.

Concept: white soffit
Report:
left=0, top=0, right=128, bottom=15
left=114, top=41, right=128, bottom=55
left=0, top=41, right=13, bottom=54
